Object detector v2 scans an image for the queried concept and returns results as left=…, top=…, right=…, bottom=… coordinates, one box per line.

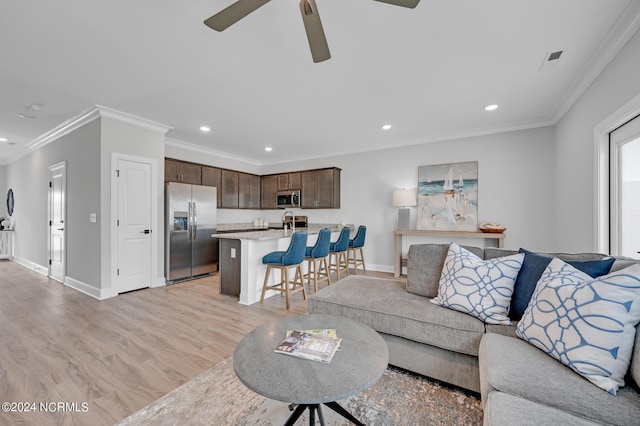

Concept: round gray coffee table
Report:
left=233, top=314, right=389, bottom=426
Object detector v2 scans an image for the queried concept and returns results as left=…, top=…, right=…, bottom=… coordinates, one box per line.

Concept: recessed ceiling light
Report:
left=381, top=124, right=392, bottom=130
left=199, top=126, right=211, bottom=132
left=265, top=147, right=273, bottom=152
left=0, top=137, right=8, bottom=142
left=484, top=104, right=498, bottom=111
left=18, top=112, right=36, bottom=119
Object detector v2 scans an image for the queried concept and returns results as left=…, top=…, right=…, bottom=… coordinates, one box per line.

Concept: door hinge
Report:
left=117, top=268, right=120, bottom=276
left=49, top=220, right=52, bottom=226
left=49, top=181, right=52, bottom=188
left=49, top=259, right=52, bottom=265
left=117, top=219, right=120, bottom=226
left=116, top=170, right=120, bottom=177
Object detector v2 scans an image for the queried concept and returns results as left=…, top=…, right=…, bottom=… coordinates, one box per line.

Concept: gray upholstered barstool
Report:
left=327, top=227, right=350, bottom=281
left=304, top=228, right=332, bottom=292
left=347, top=225, right=366, bottom=274
left=260, top=231, right=308, bottom=310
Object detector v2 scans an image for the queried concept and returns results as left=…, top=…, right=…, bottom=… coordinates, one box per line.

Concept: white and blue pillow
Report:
left=516, top=258, right=640, bottom=395
left=431, top=243, right=524, bottom=325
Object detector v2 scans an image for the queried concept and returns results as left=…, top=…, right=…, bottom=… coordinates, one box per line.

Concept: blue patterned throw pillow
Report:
left=516, top=258, right=640, bottom=395
left=431, top=243, right=524, bottom=325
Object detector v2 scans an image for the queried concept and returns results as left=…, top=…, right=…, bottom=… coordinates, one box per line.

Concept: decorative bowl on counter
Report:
left=479, top=223, right=506, bottom=233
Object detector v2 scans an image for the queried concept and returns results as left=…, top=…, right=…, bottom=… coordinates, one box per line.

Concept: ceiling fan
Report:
left=204, top=0, right=420, bottom=63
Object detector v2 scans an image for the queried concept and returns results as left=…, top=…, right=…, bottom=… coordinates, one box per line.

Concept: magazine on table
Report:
left=275, top=329, right=342, bottom=364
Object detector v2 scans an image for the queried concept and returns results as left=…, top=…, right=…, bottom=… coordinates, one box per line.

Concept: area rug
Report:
left=117, top=358, right=483, bottom=425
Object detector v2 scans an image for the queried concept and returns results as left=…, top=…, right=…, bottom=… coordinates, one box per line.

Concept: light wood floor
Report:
left=0, top=260, right=401, bottom=426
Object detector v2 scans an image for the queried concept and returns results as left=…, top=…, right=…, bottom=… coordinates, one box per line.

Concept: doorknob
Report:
left=58, top=228, right=64, bottom=231
left=140, top=229, right=151, bottom=234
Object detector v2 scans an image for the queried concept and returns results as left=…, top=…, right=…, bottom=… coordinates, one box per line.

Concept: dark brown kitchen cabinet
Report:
left=277, top=172, right=301, bottom=191
left=221, top=170, right=239, bottom=208
left=202, top=166, right=222, bottom=207
left=238, top=173, right=261, bottom=209
left=261, top=175, right=278, bottom=209
left=165, top=159, right=202, bottom=185
left=301, top=168, right=341, bottom=209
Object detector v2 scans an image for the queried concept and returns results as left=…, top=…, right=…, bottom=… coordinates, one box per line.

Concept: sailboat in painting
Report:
left=443, top=167, right=455, bottom=194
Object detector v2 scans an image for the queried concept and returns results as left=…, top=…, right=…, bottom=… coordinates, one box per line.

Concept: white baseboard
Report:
left=362, top=263, right=394, bottom=274
left=13, top=257, right=49, bottom=277
left=151, top=276, right=166, bottom=288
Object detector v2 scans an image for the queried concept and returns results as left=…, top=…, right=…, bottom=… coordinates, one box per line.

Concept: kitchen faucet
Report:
left=282, top=210, right=295, bottom=230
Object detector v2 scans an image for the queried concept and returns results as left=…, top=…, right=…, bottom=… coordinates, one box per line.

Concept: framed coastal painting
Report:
left=416, top=161, right=478, bottom=231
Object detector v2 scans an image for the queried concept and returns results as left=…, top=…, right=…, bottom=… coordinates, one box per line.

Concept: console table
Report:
left=393, top=229, right=505, bottom=277
left=0, top=230, right=15, bottom=260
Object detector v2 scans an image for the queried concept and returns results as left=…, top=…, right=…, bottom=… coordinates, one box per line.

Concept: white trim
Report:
left=5, top=105, right=172, bottom=165
left=64, top=276, right=107, bottom=300
left=552, top=2, right=640, bottom=122
left=13, top=257, right=49, bottom=277
left=593, top=91, right=640, bottom=253
left=110, top=153, right=158, bottom=296
left=165, top=138, right=262, bottom=166
left=96, top=105, right=173, bottom=134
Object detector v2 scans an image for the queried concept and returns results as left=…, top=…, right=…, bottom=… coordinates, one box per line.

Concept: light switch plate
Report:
left=89, top=213, right=97, bottom=223
left=231, top=248, right=236, bottom=258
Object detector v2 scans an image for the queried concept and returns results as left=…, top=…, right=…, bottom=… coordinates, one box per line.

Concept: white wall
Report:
left=6, top=119, right=102, bottom=283
left=170, top=126, right=556, bottom=271
left=555, top=29, right=640, bottom=252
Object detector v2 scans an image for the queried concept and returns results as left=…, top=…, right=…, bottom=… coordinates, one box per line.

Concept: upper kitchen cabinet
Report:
left=221, top=170, right=239, bottom=208
left=261, top=175, right=278, bottom=209
left=238, top=173, right=261, bottom=209
left=277, top=172, right=301, bottom=191
left=301, top=168, right=341, bottom=209
left=165, top=159, right=202, bottom=185
left=202, top=166, right=222, bottom=207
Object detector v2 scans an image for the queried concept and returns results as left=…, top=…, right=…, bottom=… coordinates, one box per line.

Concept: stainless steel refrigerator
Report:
left=165, top=182, right=218, bottom=283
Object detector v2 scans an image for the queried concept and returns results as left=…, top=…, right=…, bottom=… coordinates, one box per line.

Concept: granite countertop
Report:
left=214, top=224, right=353, bottom=240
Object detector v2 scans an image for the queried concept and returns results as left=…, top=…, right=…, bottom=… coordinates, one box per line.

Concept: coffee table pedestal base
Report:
left=285, top=401, right=364, bottom=426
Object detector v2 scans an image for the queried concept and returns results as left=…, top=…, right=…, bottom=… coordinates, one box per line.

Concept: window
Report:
left=609, top=114, right=640, bottom=258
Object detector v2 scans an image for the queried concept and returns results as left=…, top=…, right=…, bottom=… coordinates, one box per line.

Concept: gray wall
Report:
left=6, top=119, right=101, bottom=284
left=169, top=126, right=556, bottom=271
left=555, top=28, right=640, bottom=252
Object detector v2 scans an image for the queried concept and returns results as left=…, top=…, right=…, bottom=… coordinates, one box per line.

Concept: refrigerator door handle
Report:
left=193, top=202, right=198, bottom=240
left=188, top=201, right=193, bottom=240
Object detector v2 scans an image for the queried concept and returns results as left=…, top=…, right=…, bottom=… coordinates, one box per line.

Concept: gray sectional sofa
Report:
left=307, top=243, right=640, bottom=426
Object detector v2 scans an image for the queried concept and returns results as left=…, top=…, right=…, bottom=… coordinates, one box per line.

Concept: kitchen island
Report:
left=215, top=225, right=348, bottom=305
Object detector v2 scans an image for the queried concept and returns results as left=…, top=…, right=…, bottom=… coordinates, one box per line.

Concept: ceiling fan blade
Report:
left=204, top=0, right=271, bottom=32
left=374, top=0, right=420, bottom=8
left=299, top=0, right=331, bottom=63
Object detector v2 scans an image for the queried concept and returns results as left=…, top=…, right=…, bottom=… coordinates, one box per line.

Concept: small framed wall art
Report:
left=416, top=161, right=478, bottom=231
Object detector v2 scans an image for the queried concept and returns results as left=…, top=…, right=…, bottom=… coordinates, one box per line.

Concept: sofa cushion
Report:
left=516, top=259, right=640, bottom=394
left=630, top=324, right=640, bottom=389
left=479, top=333, right=640, bottom=426
left=407, top=244, right=483, bottom=298
left=308, top=275, right=485, bottom=356
left=483, top=391, right=604, bottom=426
left=509, top=249, right=615, bottom=321
left=432, top=243, right=524, bottom=325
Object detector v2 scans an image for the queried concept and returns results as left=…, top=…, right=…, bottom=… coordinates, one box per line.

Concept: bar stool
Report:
left=328, top=227, right=350, bottom=281
left=304, top=228, right=332, bottom=292
left=260, top=231, right=308, bottom=310
left=347, top=225, right=367, bottom=274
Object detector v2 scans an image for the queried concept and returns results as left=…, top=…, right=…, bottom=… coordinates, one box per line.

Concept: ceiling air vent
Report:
left=539, top=50, right=564, bottom=71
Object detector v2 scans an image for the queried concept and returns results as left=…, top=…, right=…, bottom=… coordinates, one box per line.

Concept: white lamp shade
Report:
left=392, top=188, right=417, bottom=207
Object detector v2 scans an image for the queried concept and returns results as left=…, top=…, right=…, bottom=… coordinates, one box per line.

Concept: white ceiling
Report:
left=1, top=0, right=639, bottom=165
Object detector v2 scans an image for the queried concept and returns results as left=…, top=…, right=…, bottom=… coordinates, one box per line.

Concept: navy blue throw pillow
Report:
left=509, top=249, right=615, bottom=321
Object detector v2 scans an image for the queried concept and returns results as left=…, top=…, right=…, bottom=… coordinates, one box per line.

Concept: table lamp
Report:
left=392, top=188, right=417, bottom=229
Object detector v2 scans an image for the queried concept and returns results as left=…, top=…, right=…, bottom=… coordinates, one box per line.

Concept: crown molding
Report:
left=551, top=1, right=640, bottom=123
left=165, top=138, right=262, bottom=167
left=95, top=104, right=173, bottom=134
left=4, top=105, right=173, bottom=164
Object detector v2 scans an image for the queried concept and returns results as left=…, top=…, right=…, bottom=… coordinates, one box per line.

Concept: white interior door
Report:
left=49, top=162, right=66, bottom=282
left=116, top=159, right=152, bottom=293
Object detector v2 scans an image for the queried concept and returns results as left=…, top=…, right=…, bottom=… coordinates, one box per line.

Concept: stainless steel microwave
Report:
left=276, top=190, right=300, bottom=208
